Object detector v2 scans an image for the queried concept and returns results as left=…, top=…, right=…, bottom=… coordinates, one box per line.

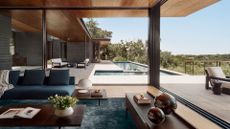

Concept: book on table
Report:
left=133, top=94, right=151, bottom=105
left=0, top=107, right=40, bottom=119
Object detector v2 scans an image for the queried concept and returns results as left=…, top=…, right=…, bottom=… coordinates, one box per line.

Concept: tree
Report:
left=85, top=18, right=112, bottom=38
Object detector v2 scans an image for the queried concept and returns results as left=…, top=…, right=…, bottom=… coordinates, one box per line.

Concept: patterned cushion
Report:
left=48, top=70, right=70, bottom=85
left=22, top=70, right=46, bottom=85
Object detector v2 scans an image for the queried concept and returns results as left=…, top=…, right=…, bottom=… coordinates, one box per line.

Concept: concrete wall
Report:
left=14, top=32, right=42, bottom=66
left=67, top=42, right=86, bottom=63
left=66, top=41, right=94, bottom=63
left=0, top=15, right=12, bottom=70
left=52, top=40, right=62, bottom=58
left=47, top=40, right=66, bottom=59
left=85, top=41, right=93, bottom=62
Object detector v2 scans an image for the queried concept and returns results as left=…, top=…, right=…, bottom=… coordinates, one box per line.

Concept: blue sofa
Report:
left=1, top=70, right=75, bottom=100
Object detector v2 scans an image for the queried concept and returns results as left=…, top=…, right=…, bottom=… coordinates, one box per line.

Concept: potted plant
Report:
left=48, top=95, right=78, bottom=117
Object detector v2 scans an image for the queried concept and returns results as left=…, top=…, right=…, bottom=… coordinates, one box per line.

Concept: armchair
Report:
left=205, top=67, right=230, bottom=95
left=76, top=58, right=90, bottom=68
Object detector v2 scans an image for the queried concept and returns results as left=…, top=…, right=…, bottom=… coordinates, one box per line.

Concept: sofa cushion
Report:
left=48, top=70, right=70, bottom=85
left=0, top=85, right=75, bottom=100
left=9, top=71, right=20, bottom=85
left=22, top=70, right=46, bottom=85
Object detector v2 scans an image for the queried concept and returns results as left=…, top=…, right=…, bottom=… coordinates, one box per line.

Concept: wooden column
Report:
left=148, top=2, right=161, bottom=88
left=42, top=10, right=47, bottom=69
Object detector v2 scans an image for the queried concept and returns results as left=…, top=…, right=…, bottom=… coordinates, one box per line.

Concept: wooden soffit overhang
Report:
left=0, top=0, right=220, bottom=42
left=0, top=10, right=89, bottom=42
left=0, top=0, right=220, bottom=17
left=93, top=38, right=111, bottom=46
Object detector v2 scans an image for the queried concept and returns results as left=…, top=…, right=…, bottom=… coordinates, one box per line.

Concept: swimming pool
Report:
left=94, top=61, right=177, bottom=76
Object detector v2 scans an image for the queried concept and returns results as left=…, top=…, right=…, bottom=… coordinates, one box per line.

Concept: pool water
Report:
left=94, top=61, right=176, bottom=76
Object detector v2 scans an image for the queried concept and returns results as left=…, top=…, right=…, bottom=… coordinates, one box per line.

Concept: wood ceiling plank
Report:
left=46, top=10, right=86, bottom=42
left=45, top=0, right=91, bottom=7
left=6, top=10, right=87, bottom=42
left=0, top=0, right=155, bottom=7
left=90, top=0, right=153, bottom=7
left=11, top=10, right=42, bottom=30
left=68, top=10, right=147, bottom=18
left=161, top=0, right=219, bottom=17
left=12, top=19, right=40, bottom=32
left=0, top=0, right=44, bottom=6
left=0, top=0, right=219, bottom=17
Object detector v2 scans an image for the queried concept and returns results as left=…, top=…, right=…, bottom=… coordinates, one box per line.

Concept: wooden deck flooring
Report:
left=161, top=83, right=230, bottom=123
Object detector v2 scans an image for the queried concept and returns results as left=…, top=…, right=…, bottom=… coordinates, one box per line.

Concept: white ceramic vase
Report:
left=54, top=107, right=74, bottom=117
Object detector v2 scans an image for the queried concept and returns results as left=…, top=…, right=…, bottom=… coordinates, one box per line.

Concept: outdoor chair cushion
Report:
left=221, top=82, right=230, bottom=89
left=51, top=58, right=62, bottom=63
left=206, top=67, right=226, bottom=78
left=22, top=70, right=46, bottom=85
left=48, top=69, right=70, bottom=85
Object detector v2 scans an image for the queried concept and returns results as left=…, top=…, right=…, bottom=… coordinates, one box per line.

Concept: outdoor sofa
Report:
left=51, top=58, right=68, bottom=68
left=205, top=67, right=230, bottom=95
left=0, top=69, right=75, bottom=100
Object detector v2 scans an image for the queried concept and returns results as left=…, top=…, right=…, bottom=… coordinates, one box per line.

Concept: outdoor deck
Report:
left=162, top=83, right=230, bottom=123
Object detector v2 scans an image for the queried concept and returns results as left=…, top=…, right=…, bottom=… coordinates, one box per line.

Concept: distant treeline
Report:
left=85, top=19, right=230, bottom=75
left=100, top=40, right=230, bottom=75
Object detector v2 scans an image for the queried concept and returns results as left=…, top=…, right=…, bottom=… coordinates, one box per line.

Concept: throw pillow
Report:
left=48, top=70, right=70, bottom=85
left=22, top=70, right=46, bottom=85
left=9, top=70, right=20, bottom=85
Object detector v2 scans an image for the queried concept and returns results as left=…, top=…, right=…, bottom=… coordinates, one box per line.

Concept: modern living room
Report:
left=0, top=0, right=229, bottom=129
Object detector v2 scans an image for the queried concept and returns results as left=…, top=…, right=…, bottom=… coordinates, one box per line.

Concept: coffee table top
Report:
left=72, top=89, right=107, bottom=100
left=0, top=104, right=86, bottom=127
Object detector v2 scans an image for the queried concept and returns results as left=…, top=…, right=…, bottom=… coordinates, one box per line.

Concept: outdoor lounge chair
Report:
left=76, top=58, right=90, bottom=68
left=51, top=58, right=68, bottom=68
left=205, top=67, right=230, bottom=95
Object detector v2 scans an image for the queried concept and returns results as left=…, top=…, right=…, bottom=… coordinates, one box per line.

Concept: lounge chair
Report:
left=76, top=58, right=90, bottom=68
left=51, top=58, right=68, bottom=68
left=205, top=67, right=230, bottom=95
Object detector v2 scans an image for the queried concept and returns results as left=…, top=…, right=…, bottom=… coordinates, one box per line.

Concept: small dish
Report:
left=78, top=89, right=88, bottom=94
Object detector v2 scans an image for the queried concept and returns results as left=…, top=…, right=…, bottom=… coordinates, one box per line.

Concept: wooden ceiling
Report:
left=0, top=0, right=219, bottom=17
left=0, top=0, right=156, bottom=8
left=161, top=0, right=219, bottom=17
left=1, top=10, right=88, bottom=42
left=0, top=0, right=219, bottom=42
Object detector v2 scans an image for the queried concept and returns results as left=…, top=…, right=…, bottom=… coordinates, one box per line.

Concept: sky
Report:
left=90, top=0, right=230, bottom=55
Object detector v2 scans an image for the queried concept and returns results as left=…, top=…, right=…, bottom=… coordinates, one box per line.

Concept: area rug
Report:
left=0, top=98, right=136, bottom=129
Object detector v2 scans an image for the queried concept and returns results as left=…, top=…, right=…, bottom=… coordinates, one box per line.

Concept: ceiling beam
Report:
left=0, top=6, right=148, bottom=10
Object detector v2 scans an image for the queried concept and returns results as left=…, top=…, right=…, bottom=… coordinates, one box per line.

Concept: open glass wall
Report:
left=160, top=0, right=230, bottom=125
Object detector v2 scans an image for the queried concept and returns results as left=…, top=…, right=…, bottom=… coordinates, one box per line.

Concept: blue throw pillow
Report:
left=9, top=70, right=20, bottom=85
left=48, top=70, right=70, bottom=85
left=22, top=70, right=46, bottom=85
